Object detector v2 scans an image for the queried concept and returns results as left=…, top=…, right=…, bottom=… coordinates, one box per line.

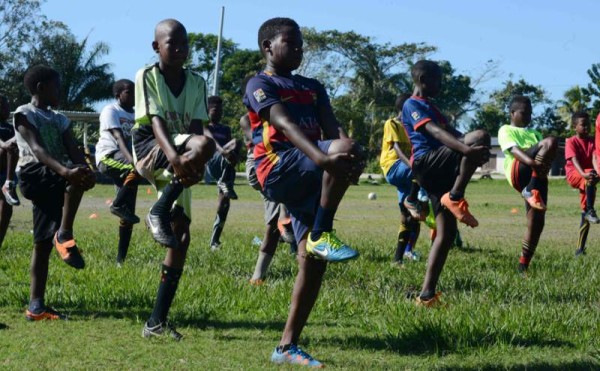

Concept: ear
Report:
left=261, top=39, right=272, bottom=54
left=152, top=40, right=159, bottom=53
left=36, top=82, right=44, bottom=93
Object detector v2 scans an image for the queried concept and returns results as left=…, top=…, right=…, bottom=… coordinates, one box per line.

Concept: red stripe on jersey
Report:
left=278, top=89, right=317, bottom=105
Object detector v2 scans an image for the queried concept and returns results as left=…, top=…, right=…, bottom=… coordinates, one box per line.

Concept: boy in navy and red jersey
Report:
left=402, top=60, right=490, bottom=307
left=244, top=17, right=365, bottom=367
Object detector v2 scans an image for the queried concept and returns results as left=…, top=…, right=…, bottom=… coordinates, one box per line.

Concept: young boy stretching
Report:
left=132, top=19, right=215, bottom=340
left=244, top=17, right=365, bottom=367
left=498, top=95, right=558, bottom=273
left=14, top=65, right=96, bottom=320
left=402, top=60, right=490, bottom=306
left=0, top=94, right=19, bottom=247
left=564, top=111, right=599, bottom=255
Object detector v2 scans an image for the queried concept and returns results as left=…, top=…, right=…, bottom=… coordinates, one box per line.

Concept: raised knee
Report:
left=471, top=129, right=491, bottom=146
left=328, top=138, right=355, bottom=155
left=543, top=136, right=558, bottom=151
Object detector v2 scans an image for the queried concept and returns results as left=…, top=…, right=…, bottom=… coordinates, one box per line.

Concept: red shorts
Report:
left=566, top=168, right=593, bottom=210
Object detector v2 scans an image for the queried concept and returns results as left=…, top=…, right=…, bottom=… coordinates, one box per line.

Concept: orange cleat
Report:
left=415, top=292, right=444, bottom=308
left=54, top=233, right=85, bottom=269
left=25, top=307, right=66, bottom=321
left=521, top=188, right=546, bottom=211
left=440, top=193, right=479, bottom=227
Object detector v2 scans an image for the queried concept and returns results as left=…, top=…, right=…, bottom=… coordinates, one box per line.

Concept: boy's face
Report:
left=574, top=117, right=590, bottom=136
left=153, top=26, right=189, bottom=68
left=264, top=26, right=303, bottom=72
left=420, top=68, right=442, bottom=97
left=510, top=102, right=532, bottom=127
left=208, top=102, right=223, bottom=122
left=39, top=77, right=61, bottom=107
left=118, top=85, right=135, bottom=109
left=0, top=97, right=9, bottom=121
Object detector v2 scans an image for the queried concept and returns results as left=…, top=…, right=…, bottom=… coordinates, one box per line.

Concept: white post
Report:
left=212, top=6, right=225, bottom=96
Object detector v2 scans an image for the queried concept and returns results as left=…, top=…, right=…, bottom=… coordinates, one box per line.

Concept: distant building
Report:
left=481, top=137, right=565, bottom=176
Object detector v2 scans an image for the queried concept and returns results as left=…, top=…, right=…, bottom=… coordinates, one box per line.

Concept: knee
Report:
left=329, top=139, right=366, bottom=167
left=190, top=135, right=216, bottom=159
left=468, top=129, right=491, bottom=146
left=541, top=136, right=558, bottom=152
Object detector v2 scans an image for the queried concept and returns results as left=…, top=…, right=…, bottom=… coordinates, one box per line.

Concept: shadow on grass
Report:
left=438, top=359, right=600, bottom=371
left=0, top=323, right=8, bottom=330
left=454, top=244, right=504, bottom=258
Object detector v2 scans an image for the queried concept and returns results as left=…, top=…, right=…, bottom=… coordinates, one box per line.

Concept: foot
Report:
left=306, top=230, right=359, bottom=262
left=584, top=209, right=600, bottom=224
left=54, top=233, right=85, bottom=269
left=25, top=307, right=67, bottom=321
left=277, top=218, right=295, bottom=244
left=210, top=242, right=221, bottom=251
left=145, top=212, right=178, bottom=249
left=110, top=204, right=140, bottom=224
left=403, top=198, right=424, bottom=221
left=575, top=248, right=586, bottom=257
left=415, top=292, right=443, bottom=308
left=217, top=181, right=238, bottom=200
left=271, top=344, right=323, bottom=368
left=440, top=193, right=479, bottom=227
left=518, top=263, right=529, bottom=278
left=249, top=278, right=265, bottom=286
left=142, top=321, right=182, bottom=341
left=1, top=181, right=20, bottom=206
left=403, top=250, right=421, bottom=261
left=521, top=188, right=546, bottom=211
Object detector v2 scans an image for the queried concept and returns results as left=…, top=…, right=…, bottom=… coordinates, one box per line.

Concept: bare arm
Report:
left=317, top=103, right=348, bottom=140
left=151, top=116, right=198, bottom=186
left=423, top=121, right=488, bottom=165
left=239, top=114, right=252, bottom=146
left=393, top=142, right=411, bottom=167
left=188, top=119, right=204, bottom=136
left=510, top=146, right=536, bottom=168
left=108, top=128, right=133, bottom=164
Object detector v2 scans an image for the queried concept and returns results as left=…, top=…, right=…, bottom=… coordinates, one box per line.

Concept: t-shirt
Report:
left=13, top=103, right=70, bottom=170
left=401, top=96, right=461, bottom=161
left=0, top=121, right=15, bottom=142
left=207, top=123, right=232, bottom=147
left=565, top=135, right=595, bottom=176
left=95, top=102, right=135, bottom=165
left=595, top=113, right=600, bottom=158
left=379, top=117, right=411, bottom=176
left=132, top=63, right=208, bottom=161
left=497, top=124, right=543, bottom=184
left=243, top=70, right=329, bottom=186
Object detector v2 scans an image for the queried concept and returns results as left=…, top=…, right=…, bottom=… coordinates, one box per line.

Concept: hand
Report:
left=320, top=152, right=363, bottom=183
left=65, top=166, right=96, bottom=190
left=465, top=145, right=490, bottom=166
left=171, top=154, right=200, bottom=187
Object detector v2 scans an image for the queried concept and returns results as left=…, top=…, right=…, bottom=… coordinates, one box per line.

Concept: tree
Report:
left=556, top=85, right=591, bottom=124
left=582, top=63, right=600, bottom=120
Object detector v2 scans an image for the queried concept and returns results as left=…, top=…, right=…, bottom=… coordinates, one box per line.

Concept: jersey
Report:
left=379, top=117, right=411, bottom=176
left=13, top=103, right=70, bottom=171
left=207, top=123, right=232, bottom=148
left=132, top=63, right=208, bottom=161
left=497, top=124, right=543, bottom=184
left=95, top=102, right=135, bottom=165
left=565, top=135, right=595, bottom=176
left=243, top=70, right=329, bottom=186
left=0, top=120, right=15, bottom=142
left=401, top=96, right=461, bottom=161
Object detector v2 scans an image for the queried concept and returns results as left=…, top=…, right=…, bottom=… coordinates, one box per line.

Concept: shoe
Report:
left=392, top=260, right=406, bottom=269
left=277, top=217, right=295, bottom=244
left=440, top=193, right=479, bottom=227
left=415, top=292, right=443, bottom=308
left=249, top=278, right=265, bottom=286
left=1, top=181, right=20, bottom=206
left=521, top=188, right=546, bottom=211
left=403, top=198, right=424, bottom=221
left=518, top=263, right=529, bottom=278
left=25, top=307, right=66, bottom=321
left=217, top=181, right=238, bottom=200
left=575, top=248, right=586, bottom=257
left=142, top=321, right=183, bottom=341
left=404, top=250, right=421, bottom=261
left=271, top=344, right=323, bottom=368
left=145, top=212, right=178, bottom=249
left=306, top=230, right=359, bottom=262
left=54, top=233, right=85, bottom=269
left=110, top=204, right=140, bottom=224
left=210, top=242, right=221, bottom=251
left=584, top=209, right=600, bottom=224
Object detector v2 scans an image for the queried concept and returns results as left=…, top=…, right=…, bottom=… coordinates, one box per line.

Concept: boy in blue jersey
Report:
left=402, top=60, right=490, bottom=307
left=244, top=17, right=365, bottom=367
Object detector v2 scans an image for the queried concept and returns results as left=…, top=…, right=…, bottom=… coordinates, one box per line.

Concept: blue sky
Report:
left=43, top=0, right=599, bottom=105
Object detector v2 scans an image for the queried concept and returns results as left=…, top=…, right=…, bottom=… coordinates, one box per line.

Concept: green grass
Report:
left=0, top=179, right=599, bottom=369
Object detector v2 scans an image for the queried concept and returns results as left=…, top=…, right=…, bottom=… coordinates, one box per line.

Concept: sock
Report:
left=28, top=298, right=44, bottom=314
left=113, top=184, right=137, bottom=208
left=449, top=191, right=464, bottom=201
left=210, top=199, right=230, bottom=246
left=149, top=264, right=183, bottom=325
left=585, top=185, right=596, bottom=211
left=395, top=223, right=411, bottom=262
left=534, top=152, right=553, bottom=175
left=404, top=223, right=421, bottom=254
left=310, top=206, right=336, bottom=241
left=406, top=180, right=420, bottom=202
left=251, top=252, right=273, bottom=280
left=419, top=290, right=435, bottom=300
left=277, top=344, right=293, bottom=353
left=577, top=213, right=590, bottom=253
left=519, top=240, right=536, bottom=268
left=56, top=230, right=73, bottom=243
left=117, top=223, right=133, bottom=263
left=526, top=174, right=542, bottom=192
left=152, top=180, right=184, bottom=216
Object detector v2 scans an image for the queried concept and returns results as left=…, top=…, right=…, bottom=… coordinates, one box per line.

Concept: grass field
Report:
left=0, top=179, right=599, bottom=370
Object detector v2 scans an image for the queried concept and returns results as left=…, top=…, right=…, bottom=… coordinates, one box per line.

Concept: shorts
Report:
left=98, top=150, right=134, bottom=187
left=134, top=134, right=194, bottom=219
left=18, top=162, right=67, bottom=243
left=245, top=149, right=261, bottom=191
left=566, top=169, right=593, bottom=210
left=262, top=140, right=332, bottom=242
left=509, top=145, right=548, bottom=209
left=385, top=159, right=413, bottom=205
left=205, top=151, right=235, bottom=188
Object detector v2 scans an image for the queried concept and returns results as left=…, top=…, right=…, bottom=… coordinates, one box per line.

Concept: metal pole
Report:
left=212, top=6, right=225, bottom=96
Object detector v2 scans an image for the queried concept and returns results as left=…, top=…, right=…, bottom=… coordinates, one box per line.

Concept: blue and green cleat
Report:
left=306, top=230, right=359, bottom=262
left=271, top=344, right=323, bottom=368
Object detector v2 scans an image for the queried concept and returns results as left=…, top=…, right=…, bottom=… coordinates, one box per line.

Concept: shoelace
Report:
left=323, top=231, right=344, bottom=249
left=288, top=345, right=315, bottom=361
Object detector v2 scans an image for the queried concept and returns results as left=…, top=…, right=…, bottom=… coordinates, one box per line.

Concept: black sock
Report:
left=277, top=344, right=293, bottom=352
left=152, top=181, right=184, bottom=216
left=117, top=224, right=133, bottom=263
left=310, top=206, right=336, bottom=241
left=419, top=290, right=435, bottom=300
left=578, top=213, right=590, bottom=252
left=210, top=199, right=230, bottom=246
left=28, top=298, right=44, bottom=314
left=526, top=175, right=542, bottom=192
left=585, top=185, right=595, bottom=211
left=113, top=184, right=137, bottom=208
left=57, top=230, right=73, bottom=243
left=149, top=264, right=183, bottom=325
left=406, top=180, right=420, bottom=202
left=449, top=191, right=464, bottom=201
left=395, top=224, right=411, bottom=262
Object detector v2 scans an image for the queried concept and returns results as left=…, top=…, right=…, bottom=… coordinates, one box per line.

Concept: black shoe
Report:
left=575, top=248, right=586, bottom=257
left=584, top=209, right=600, bottom=224
left=217, top=181, right=238, bottom=200
left=145, top=212, right=178, bottom=249
left=2, top=181, right=20, bottom=206
left=110, top=204, right=140, bottom=224
left=142, top=321, right=182, bottom=341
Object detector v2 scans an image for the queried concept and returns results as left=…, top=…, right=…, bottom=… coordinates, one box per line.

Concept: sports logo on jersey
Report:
left=411, top=111, right=421, bottom=120
left=253, top=89, right=267, bottom=103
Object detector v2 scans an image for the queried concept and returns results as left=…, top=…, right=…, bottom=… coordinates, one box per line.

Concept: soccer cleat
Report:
left=584, top=209, right=600, bottom=224
left=217, top=181, right=238, bottom=200
left=54, top=233, right=85, bottom=269
left=440, top=193, right=479, bottom=227
left=403, top=198, right=424, bottom=221
left=25, top=307, right=66, bottom=321
left=145, top=212, right=178, bottom=249
left=271, top=344, right=323, bottom=368
left=277, top=217, right=295, bottom=244
left=575, top=248, right=586, bottom=257
left=249, top=278, right=265, bottom=286
left=415, top=292, right=443, bottom=308
left=142, top=321, right=183, bottom=341
left=306, top=230, right=359, bottom=262
left=521, top=188, right=546, bottom=211
left=518, top=263, right=529, bottom=278
left=210, top=242, right=221, bottom=251
left=404, top=250, right=421, bottom=261
left=2, top=181, right=20, bottom=206
left=110, top=204, right=140, bottom=224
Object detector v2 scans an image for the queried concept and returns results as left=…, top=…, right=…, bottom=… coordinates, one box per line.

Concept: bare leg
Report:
left=209, top=192, right=230, bottom=248
left=0, top=199, right=12, bottom=247
left=58, top=185, right=84, bottom=234
left=450, top=130, right=490, bottom=195
left=420, top=208, right=456, bottom=296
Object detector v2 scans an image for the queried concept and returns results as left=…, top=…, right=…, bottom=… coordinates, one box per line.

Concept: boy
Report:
left=244, top=17, right=365, bottom=367
left=402, top=60, right=490, bottom=306
left=0, top=94, right=19, bottom=247
left=498, top=95, right=558, bottom=273
left=380, top=93, right=428, bottom=266
left=204, top=95, right=241, bottom=250
left=14, top=65, right=96, bottom=320
left=96, top=79, right=141, bottom=264
left=132, top=19, right=215, bottom=340
left=564, top=111, right=599, bottom=256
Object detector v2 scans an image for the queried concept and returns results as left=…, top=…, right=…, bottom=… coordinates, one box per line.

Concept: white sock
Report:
left=251, top=252, right=273, bottom=280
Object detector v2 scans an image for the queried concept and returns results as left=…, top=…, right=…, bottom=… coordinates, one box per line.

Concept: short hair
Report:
left=411, top=60, right=440, bottom=83
left=257, top=17, right=299, bottom=51
left=571, top=111, right=590, bottom=125
left=394, top=93, right=412, bottom=113
left=112, top=79, right=134, bottom=98
left=24, top=65, right=60, bottom=95
left=207, top=96, right=223, bottom=106
left=509, top=95, right=531, bottom=112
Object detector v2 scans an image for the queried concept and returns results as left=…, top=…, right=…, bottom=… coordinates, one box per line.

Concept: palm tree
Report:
left=556, top=85, right=591, bottom=124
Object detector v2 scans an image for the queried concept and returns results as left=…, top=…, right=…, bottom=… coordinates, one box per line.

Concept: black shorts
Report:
left=510, top=145, right=548, bottom=209
left=18, top=162, right=66, bottom=243
left=97, top=150, right=134, bottom=187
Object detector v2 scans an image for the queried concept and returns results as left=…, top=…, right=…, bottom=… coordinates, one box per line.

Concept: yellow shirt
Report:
left=379, top=117, right=411, bottom=176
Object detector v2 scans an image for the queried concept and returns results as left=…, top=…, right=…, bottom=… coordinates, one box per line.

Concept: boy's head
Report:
left=153, top=19, right=189, bottom=69
left=207, top=96, right=223, bottom=123
left=258, top=17, right=303, bottom=73
left=24, top=65, right=61, bottom=107
left=411, top=60, right=442, bottom=97
left=509, top=95, right=532, bottom=127
left=113, top=79, right=134, bottom=109
left=0, top=94, right=9, bottom=121
left=572, top=111, right=590, bottom=136
left=394, top=93, right=412, bottom=115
